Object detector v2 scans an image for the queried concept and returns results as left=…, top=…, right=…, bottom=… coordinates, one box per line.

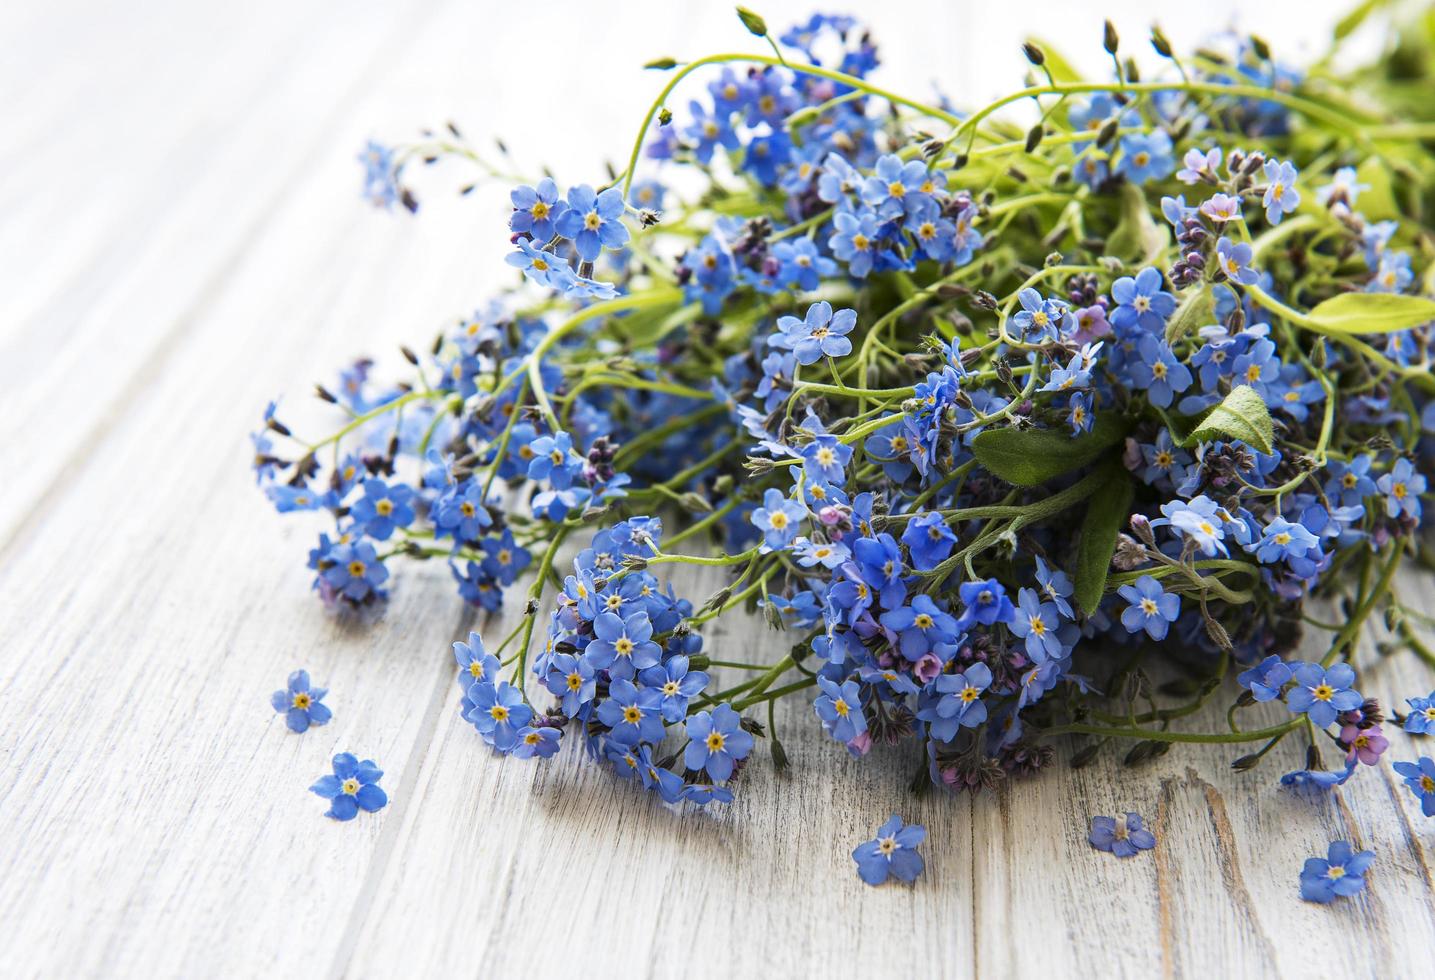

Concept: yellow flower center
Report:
left=347, top=560, right=367, bottom=577
left=851, top=234, right=870, bottom=251
left=1140, top=598, right=1159, bottom=616
left=1312, top=684, right=1335, bottom=702
left=914, top=613, right=934, bottom=630
left=706, top=731, right=726, bottom=752
left=583, top=211, right=601, bottom=231
left=614, top=637, right=635, bottom=657
left=342, top=778, right=360, bottom=795
left=567, top=672, right=583, bottom=691
left=960, top=687, right=979, bottom=703
left=292, top=692, right=311, bottom=709
left=531, top=201, right=549, bottom=219
left=834, top=699, right=849, bottom=717
left=375, top=499, right=394, bottom=516
left=769, top=512, right=788, bottom=530
left=622, top=705, right=642, bottom=724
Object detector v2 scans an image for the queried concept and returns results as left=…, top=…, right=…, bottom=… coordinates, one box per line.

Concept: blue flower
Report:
left=1118, top=575, right=1180, bottom=640
left=350, top=479, right=416, bottom=540
left=956, top=578, right=1015, bottom=629
left=853, top=532, right=907, bottom=608
left=852, top=814, right=926, bottom=885
left=1068, top=392, right=1094, bottom=435
left=879, top=594, right=960, bottom=662
left=861, top=153, right=931, bottom=218
left=775, top=301, right=857, bottom=365
left=752, top=487, right=807, bottom=552
left=683, top=99, right=740, bottom=162
left=554, top=184, right=628, bottom=261
left=639, top=655, right=709, bottom=723
left=1299, top=841, right=1374, bottom=903
left=1140, top=429, right=1192, bottom=487
left=771, top=238, right=835, bottom=292
left=271, top=669, right=331, bottom=733
left=1254, top=516, right=1320, bottom=564
left=1110, top=267, right=1176, bottom=333
left=1176, top=146, right=1221, bottom=183
left=1089, top=812, right=1156, bottom=857
left=799, top=431, right=853, bottom=483
left=481, top=529, right=532, bottom=586
left=1237, top=655, right=1293, bottom=702
left=901, top=512, right=957, bottom=571
left=1286, top=662, right=1362, bottom=728
left=596, top=678, right=666, bottom=745
left=1324, top=455, right=1377, bottom=507
left=435, top=480, right=492, bottom=542
left=684, top=703, right=754, bottom=781
left=742, top=130, right=792, bottom=187
left=1215, top=237, right=1259, bottom=285
left=814, top=676, right=867, bottom=743
left=792, top=536, right=850, bottom=569
left=505, top=239, right=573, bottom=290
left=1034, top=556, right=1075, bottom=619
left=466, top=681, right=534, bottom=750
left=526, top=431, right=582, bottom=490
left=509, top=178, right=567, bottom=240
left=1116, top=131, right=1173, bottom=184
left=321, top=540, right=389, bottom=602
left=1011, top=288, right=1071, bottom=342
left=585, top=611, right=661, bottom=680
left=543, top=651, right=596, bottom=717
left=266, top=484, right=323, bottom=513
left=510, top=725, right=563, bottom=760
left=1009, top=587, right=1064, bottom=661
left=1280, top=760, right=1356, bottom=791
left=828, top=209, right=881, bottom=278
left=1158, top=495, right=1227, bottom=556
left=917, top=662, right=991, bottom=741
left=1128, top=336, right=1192, bottom=409
left=453, top=630, right=500, bottom=688
left=310, top=753, right=387, bottom=821
left=1377, top=458, right=1425, bottom=520
left=1403, top=692, right=1435, bottom=734
left=1392, top=757, right=1435, bottom=816
left=1262, top=159, right=1301, bottom=225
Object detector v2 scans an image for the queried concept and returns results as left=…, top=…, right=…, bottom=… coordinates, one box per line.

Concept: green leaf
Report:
left=1164, top=282, right=1215, bottom=346
left=1187, top=385, right=1275, bottom=454
left=1334, top=0, right=1384, bottom=40
left=1352, top=158, right=1400, bottom=223
left=1073, top=464, right=1135, bottom=615
left=971, top=412, right=1129, bottom=487
left=1105, top=181, right=1168, bottom=264
left=1304, top=291, right=1435, bottom=335
left=1024, top=36, right=1083, bottom=82
left=606, top=301, right=698, bottom=348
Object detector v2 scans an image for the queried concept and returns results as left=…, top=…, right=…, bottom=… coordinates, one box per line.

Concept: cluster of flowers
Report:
left=257, top=9, right=1435, bottom=853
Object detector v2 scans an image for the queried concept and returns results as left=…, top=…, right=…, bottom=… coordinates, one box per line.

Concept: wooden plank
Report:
left=341, top=561, right=979, bottom=977
left=0, top=0, right=526, bottom=972
left=0, top=0, right=454, bottom=550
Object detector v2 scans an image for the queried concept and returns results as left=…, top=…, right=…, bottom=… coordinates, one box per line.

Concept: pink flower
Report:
left=1342, top=724, right=1388, bottom=766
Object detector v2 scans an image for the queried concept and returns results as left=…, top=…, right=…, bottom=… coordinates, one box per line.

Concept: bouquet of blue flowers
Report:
left=256, top=6, right=1435, bottom=823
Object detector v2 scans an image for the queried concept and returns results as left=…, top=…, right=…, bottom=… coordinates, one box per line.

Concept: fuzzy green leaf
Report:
left=1304, top=291, right=1435, bottom=336
left=1106, top=181, right=1168, bottom=263
left=1024, top=36, right=1083, bottom=81
left=1074, top=464, right=1135, bottom=615
left=1187, top=384, right=1275, bottom=454
left=971, top=412, right=1129, bottom=487
left=1164, top=282, right=1216, bottom=346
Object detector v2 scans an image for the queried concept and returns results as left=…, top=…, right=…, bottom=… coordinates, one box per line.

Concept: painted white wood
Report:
left=0, top=1, right=1428, bottom=977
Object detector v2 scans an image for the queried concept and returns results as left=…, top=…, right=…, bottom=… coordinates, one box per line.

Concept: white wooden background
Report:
left=3, top=1, right=1432, bottom=976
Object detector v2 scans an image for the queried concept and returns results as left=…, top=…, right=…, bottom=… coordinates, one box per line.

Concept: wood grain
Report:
left=1, top=1, right=1430, bottom=977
